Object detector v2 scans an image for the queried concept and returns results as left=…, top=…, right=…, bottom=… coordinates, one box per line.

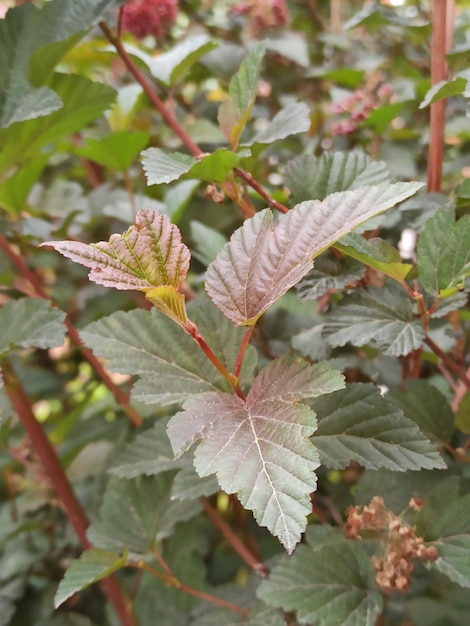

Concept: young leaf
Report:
left=142, top=147, right=244, bottom=185
left=296, top=255, right=365, bottom=301
left=54, top=549, right=126, bottom=609
left=322, top=283, right=425, bottom=357
left=218, top=42, right=267, bottom=148
left=387, top=380, right=454, bottom=446
left=312, top=384, right=447, bottom=471
left=335, top=233, right=413, bottom=282
left=167, top=358, right=344, bottom=553
left=417, top=206, right=470, bottom=297
left=419, top=76, right=468, bottom=109
left=284, top=151, right=390, bottom=203
left=88, top=475, right=201, bottom=556
left=0, top=298, right=66, bottom=356
left=243, top=102, right=311, bottom=147
left=258, top=536, right=382, bottom=626
left=206, top=182, right=423, bottom=326
left=41, top=208, right=190, bottom=292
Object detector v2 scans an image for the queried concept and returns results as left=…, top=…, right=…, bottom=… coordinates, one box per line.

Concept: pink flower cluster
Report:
left=330, top=84, right=393, bottom=135
left=121, top=0, right=178, bottom=39
left=232, top=0, right=289, bottom=36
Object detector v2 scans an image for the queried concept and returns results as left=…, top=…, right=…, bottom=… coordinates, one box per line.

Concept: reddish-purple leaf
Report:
left=167, top=358, right=344, bottom=552
left=41, top=209, right=190, bottom=292
left=205, top=182, right=423, bottom=325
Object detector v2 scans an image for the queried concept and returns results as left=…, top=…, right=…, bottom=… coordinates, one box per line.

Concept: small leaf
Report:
left=75, top=131, right=149, bottom=171
left=88, top=475, right=201, bottom=556
left=417, top=206, right=470, bottom=297
left=258, top=536, right=382, bottom=626
left=387, top=380, right=454, bottom=446
left=54, top=549, right=126, bottom=609
left=284, top=151, right=390, bottom=203
left=335, top=233, right=413, bottom=281
left=142, top=147, right=244, bottom=185
left=41, top=208, right=190, bottom=292
left=218, top=42, right=267, bottom=148
left=323, top=283, right=425, bottom=357
left=312, top=383, right=447, bottom=471
left=296, top=255, right=365, bottom=301
left=420, top=76, right=468, bottom=109
left=206, top=182, right=422, bottom=326
left=244, top=102, right=311, bottom=147
left=168, top=358, right=344, bottom=552
left=0, top=298, right=66, bottom=356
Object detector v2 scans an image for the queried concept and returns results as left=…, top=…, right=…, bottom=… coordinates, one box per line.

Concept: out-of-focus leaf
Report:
left=75, top=131, right=149, bottom=171
left=206, top=183, right=422, bottom=326
left=312, top=384, right=447, bottom=471
left=190, top=221, right=227, bottom=266
left=0, top=298, right=66, bottom=356
left=322, top=283, right=425, bottom=357
left=244, top=102, right=311, bottom=147
left=420, top=76, right=468, bottom=109
left=296, top=255, right=365, bottom=301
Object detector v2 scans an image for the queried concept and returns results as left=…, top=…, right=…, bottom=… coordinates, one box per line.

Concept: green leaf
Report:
left=420, top=76, right=468, bottom=109
left=206, top=182, right=423, bottom=326
left=0, top=73, right=116, bottom=174
left=455, top=391, right=470, bottom=434
left=218, top=42, right=266, bottom=149
left=0, top=298, right=66, bottom=356
left=168, top=358, right=344, bottom=552
left=54, top=549, right=126, bottom=609
left=192, top=605, right=286, bottom=626
left=418, top=492, right=470, bottom=587
left=42, top=209, right=190, bottom=292
left=75, top=131, right=149, bottom=171
left=0, top=577, right=25, bottom=626
left=88, top=474, right=201, bottom=556
left=0, top=155, right=49, bottom=214
left=258, top=536, right=382, bottom=626
left=323, top=283, right=425, bottom=356
left=190, top=221, right=227, bottom=266
left=170, top=466, right=219, bottom=501
left=284, top=151, right=390, bottom=203
left=312, top=383, right=447, bottom=471
left=296, top=255, right=365, bottom=301
left=0, top=0, right=117, bottom=128
left=417, top=206, right=470, bottom=297
left=243, top=102, right=311, bottom=147
left=335, top=233, right=413, bottom=281
left=387, top=380, right=454, bottom=446
left=142, top=147, right=244, bottom=185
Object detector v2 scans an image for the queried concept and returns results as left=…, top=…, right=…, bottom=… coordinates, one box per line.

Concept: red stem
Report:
left=233, top=168, right=289, bottom=214
left=234, top=327, right=254, bottom=379
left=200, top=497, right=268, bottom=577
left=0, top=233, right=142, bottom=427
left=1, top=358, right=137, bottom=626
left=424, top=336, right=470, bottom=388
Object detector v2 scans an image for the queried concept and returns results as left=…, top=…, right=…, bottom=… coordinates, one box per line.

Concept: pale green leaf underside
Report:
left=258, top=540, right=382, bottom=626
left=42, top=209, right=189, bottom=291
left=417, top=206, right=470, bottom=297
left=322, top=283, right=425, bottom=356
left=0, top=298, right=66, bottom=356
left=243, top=101, right=311, bottom=147
left=54, top=549, right=125, bottom=608
left=284, top=151, right=390, bottom=203
left=142, top=147, right=244, bottom=185
left=312, top=384, right=446, bottom=471
left=206, top=182, right=423, bottom=326
left=168, top=358, right=344, bottom=552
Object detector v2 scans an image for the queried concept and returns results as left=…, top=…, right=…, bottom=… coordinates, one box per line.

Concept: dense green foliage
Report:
left=1, top=1, right=470, bottom=625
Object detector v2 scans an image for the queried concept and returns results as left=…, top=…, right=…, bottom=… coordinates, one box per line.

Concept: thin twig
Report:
left=233, top=168, right=289, bottom=214
left=234, top=327, right=254, bottom=379
left=0, top=233, right=142, bottom=426
left=1, top=359, right=137, bottom=626
left=200, top=497, right=269, bottom=577
left=424, top=336, right=470, bottom=389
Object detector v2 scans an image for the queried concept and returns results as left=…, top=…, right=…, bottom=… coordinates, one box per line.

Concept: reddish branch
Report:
left=1, top=359, right=137, bottom=626
left=424, top=336, right=470, bottom=389
left=0, top=233, right=142, bottom=427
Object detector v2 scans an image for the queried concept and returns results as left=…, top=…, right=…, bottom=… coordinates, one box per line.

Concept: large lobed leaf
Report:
left=41, top=208, right=189, bottom=291
left=312, top=384, right=446, bottom=471
left=258, top=533, right=382, bottom=626
left=322, top=283, right=425, bottom=357
left=206, top=182, right=423, bottom=326
left=167, top=358, right=344, bottom=552
left=0, top=298, right=66, bottom=356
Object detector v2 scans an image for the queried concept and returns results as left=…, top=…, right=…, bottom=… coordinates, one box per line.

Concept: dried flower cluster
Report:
left=121, top=0, right=178, bottom=39
left=345, top=496, right=438, bottom=593
left=232, top=0, right=289, bottom=36
left=330, top=84, right=392, bottom=135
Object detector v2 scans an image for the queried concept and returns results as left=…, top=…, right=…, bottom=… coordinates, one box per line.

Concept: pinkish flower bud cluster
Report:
left=121, top=0, right=178, bottom=39
left=232, top=0, right=289, bottom=36
left=345, top=496, right=438, bottom=593
left=330, top=84, right=392, bottom=135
